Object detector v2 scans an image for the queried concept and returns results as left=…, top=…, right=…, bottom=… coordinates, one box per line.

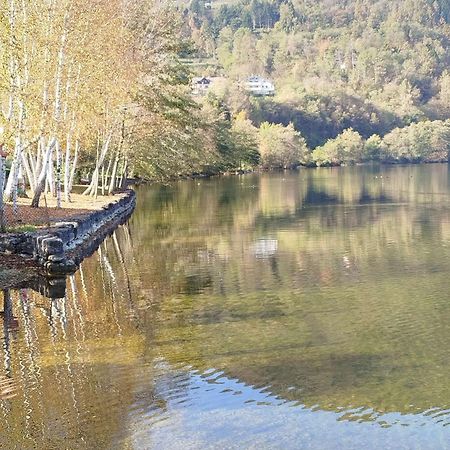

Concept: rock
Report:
left=0, top=190, right=135, bottom=278
left=64, top=259, right=77, bottom=273
left=49, top=278, right=66, bottom=287
left=41, top=237, right=64, bottom=256
left=34, top=234, right=51, bottom=257
left=45, top=258, right=77, bottom=275
left=2, top=235, right=25, bottom=252
left=45, top=262, right=66, bottom=275
left=48, top=254, right=65, bottom=263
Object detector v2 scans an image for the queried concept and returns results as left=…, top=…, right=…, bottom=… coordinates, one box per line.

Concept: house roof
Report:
left=194, top=77, right=211, bottom=85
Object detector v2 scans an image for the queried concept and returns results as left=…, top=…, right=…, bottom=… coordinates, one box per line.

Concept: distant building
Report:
left=193, top=75, right=276, bottom=97
left=244, top=76, right=275, bottom=96
left=192, top=77, right=211, bottom=95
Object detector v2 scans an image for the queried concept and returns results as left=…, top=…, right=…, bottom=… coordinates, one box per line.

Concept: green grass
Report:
left=5, top=224, right=37, bottom=233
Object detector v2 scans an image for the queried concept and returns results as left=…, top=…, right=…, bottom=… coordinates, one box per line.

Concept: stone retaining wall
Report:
left=0, top=190, right=136, bottom=275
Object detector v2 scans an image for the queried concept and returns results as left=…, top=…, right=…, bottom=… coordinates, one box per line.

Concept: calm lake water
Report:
left=2, top=165, right=450, bottom=449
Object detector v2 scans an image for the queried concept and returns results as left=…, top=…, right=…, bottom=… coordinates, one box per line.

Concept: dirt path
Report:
left=4, top=193, right=127, bottom=228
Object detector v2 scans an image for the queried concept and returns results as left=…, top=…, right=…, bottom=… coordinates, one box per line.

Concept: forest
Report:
left=1, top=0, right=450, bottom=209
left=184, top=0, right=450, bottom=168
left=0, top=0, right=215, bottom=209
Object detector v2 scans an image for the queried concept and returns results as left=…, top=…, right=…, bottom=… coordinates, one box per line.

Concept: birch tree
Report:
left=0, top=0, right=209, bottom=206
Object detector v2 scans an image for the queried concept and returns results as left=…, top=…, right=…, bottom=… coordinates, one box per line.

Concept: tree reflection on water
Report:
left=2, top=165, right=450, bottom=448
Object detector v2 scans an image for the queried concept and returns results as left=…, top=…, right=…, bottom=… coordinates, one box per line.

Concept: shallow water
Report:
left=2, top=165, right=450, bottom=449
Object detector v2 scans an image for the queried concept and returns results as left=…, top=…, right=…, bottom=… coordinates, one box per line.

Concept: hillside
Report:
left=181, top=0, right=450, bottom=154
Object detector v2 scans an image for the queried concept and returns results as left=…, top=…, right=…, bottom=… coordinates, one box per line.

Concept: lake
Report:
left=1, top=165, right=450, bottom=449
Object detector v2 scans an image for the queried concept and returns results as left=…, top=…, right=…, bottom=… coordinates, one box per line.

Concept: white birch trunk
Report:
left=21, top=151, right=35, bottom=192
left=11, top=140, right=22, bottom=212
left=82, top=131, right=113, bottom=196
left=101, top=164, right=106, bottom=196
left=31, top=137, right=56, bottom=207
left=0, top=156, right=5, bottom=231
left=104, top=156, right=114, bottom=194
left=118, top=158, right=128, bottom=189
left=47, top=149, right=54, bottom=195
left=4, top=148, right=18, bottom=199
left=35, top=136, right=45, bottom=180
left=55, top=139, right=62, bottom=207
left=108, top=154, right=120, bottom=194
left=64, top=134, right=72, bottom=202
left=28, top=148, right=38, bottom=188
left=68, top=140, right=79, bottom=194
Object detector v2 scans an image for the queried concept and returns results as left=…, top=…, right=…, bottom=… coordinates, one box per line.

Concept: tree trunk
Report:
left=21, top=151, right=35, bottom=192
left=0, top=156, right=5, bottom=232
left=31, top=137, right=56, bottom=208
left=82, top=131, right=113, bottom=196
left=63, top=134, right=71, bottom=202
left=55, top=140, right=62, bottom=207
left=108, top=154, right=119, bottom=194
left=4, top=142, right=20, bottom=201
left=47, top=148, right=54, bottom=195
left=68, top=140, right=79, bottom=195
left=118, top=156, right=128, bottom=189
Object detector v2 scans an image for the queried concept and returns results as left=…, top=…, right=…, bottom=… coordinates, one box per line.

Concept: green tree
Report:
left=259, top=122, right=309, bottom=169
left=381, top=120, right=450, bottom=162
left=277, top=1, right=298, bottom=32
left=364, top=134, right=383, bottom=161
left=312, top=129, right=365, bottom=166
left=439, top=71, right=450, bottom=106
left=231, top=112, right=260, bottom=169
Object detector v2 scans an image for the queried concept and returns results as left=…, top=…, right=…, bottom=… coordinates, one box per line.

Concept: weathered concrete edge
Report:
left=0, top=190, right=136, bottom=275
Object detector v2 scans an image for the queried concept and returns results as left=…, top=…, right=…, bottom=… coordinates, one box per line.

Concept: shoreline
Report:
left=0, top=190, right=136, bottom=288
left=137, top=159, right=450, bottom=186
left=2, top=160, right=448, bottom=293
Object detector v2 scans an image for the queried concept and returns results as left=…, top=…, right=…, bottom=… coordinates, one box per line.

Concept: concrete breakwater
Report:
left=0, top=190, right=136, bottom=276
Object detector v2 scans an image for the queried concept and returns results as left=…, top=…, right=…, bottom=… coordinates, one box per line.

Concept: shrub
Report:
left=312, top=129, right=364, bottom=166
left=258, top=122, right=310, bottom=169
left=381, top=120, right=450, bottom=162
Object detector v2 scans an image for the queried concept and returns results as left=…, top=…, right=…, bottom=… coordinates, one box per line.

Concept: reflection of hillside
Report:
left=129, top=166, right=450, bottom=300
left=125, top=165, right=450, bottom=425
left=3, top=166, right=450, bottom=446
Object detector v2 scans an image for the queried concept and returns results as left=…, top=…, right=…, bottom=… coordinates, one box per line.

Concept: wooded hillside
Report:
left=181, top=0, right=450, bottom=166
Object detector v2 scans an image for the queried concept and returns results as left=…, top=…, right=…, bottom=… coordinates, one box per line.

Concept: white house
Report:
left=191, top=77, right=212, bottom=95
left=244, top=76, right=275, bottom=96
